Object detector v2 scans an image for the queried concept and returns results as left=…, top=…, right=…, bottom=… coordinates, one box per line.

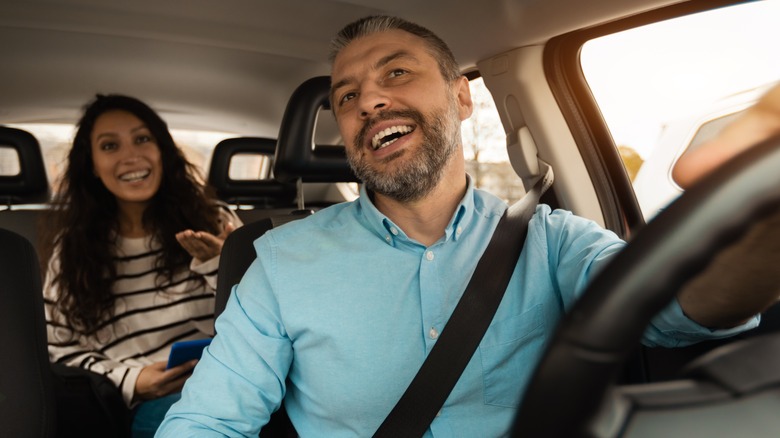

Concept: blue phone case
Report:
left=166, top=338, right=212, bottom=369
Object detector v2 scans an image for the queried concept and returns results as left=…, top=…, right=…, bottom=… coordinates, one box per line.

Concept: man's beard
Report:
left=348, top=101, right=460, bottom=203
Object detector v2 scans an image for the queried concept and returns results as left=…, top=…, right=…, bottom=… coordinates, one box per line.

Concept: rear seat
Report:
left=206, top=136, right=297, bottom=224
left=0, top=126, right=50, bottom=247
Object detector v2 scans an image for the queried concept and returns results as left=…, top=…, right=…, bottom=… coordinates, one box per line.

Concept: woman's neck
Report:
left=117, top=201, right=150, bottom=238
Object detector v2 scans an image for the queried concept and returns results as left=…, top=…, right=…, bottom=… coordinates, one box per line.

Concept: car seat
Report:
left=0, top=228, right=56, bottom=437
left=206, top=136, right=297, bottom=224
left=0, top=127, right=132, bottom=436
left=0, top=126, right=50, bottom=246
left=214, top=75, right=358, bottom=320
left=214, top=75, right=358, bottom=437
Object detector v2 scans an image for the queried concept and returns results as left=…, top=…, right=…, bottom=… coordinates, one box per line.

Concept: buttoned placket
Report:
left=419, top=244, right=443, bottom=353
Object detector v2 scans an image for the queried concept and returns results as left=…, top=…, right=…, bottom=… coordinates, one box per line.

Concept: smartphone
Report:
left=166, top=338, right=212, bottom=369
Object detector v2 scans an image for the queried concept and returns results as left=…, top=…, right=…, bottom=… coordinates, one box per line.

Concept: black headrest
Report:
left=0, top=127, right=50, bottom=205
left=207, top=137, right=296, bottom=207
left=274, top=76, right=359, bottom=183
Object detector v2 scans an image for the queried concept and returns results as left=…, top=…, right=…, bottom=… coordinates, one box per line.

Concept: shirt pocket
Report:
left=479, top=304, right=546, bottom=408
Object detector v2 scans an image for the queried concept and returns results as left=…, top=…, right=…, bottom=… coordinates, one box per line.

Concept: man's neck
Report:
left=373, top=170, right=468, bottom=247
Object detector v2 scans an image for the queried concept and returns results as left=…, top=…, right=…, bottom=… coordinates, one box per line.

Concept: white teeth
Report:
left=371, top=125, right=413, bottom=150
left=119, top=169, right=151, bottom=182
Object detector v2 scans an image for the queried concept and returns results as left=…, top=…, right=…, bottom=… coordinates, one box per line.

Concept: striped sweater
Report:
left=44, top=211, right=240, bottom=406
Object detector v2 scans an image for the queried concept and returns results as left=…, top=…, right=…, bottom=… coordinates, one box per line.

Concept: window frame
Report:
left=542, top=0, right=742, bottom=238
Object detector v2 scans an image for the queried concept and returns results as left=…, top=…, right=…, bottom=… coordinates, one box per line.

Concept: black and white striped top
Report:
left=44, top=210, right=240, bottom=406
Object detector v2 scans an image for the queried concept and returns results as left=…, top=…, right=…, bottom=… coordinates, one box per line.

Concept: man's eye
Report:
left=340, top=92, right=357, bottom=105
left=388, top=69, right=407, bottom=78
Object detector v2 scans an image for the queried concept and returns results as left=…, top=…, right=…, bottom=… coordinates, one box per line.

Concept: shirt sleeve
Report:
left=158, top=234, right=292, bottom=436
left=539, top=206, right=625, bottom=313
left=539, top=205, right=758, bottom=348
left=643, top=298, right=759, bottom=347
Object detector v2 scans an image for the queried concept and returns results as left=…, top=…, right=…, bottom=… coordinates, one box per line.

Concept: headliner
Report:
left=0, top=0, right=681, bottom=137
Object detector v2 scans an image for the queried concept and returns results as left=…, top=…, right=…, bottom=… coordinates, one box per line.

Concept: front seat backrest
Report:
left=0, top=127, right=49, bottom=205
left=214, top=76, right=359, bottom=320
left=0, top=228, right=56, bottom=438
left=207, top=137, right=297, bottom=214
left=0, top=127, right=50, bottom=246
left=213, top=76, right=358, bottom=438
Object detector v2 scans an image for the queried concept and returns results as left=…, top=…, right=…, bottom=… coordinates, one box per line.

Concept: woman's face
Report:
left=90, top=110, right=163, bottom=210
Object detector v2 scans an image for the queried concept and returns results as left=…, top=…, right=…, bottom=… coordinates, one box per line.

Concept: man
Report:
left=157, top=16, right=778, bottom=437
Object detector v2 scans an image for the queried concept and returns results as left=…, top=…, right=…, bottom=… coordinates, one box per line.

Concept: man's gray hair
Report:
left=329, top=15, right=461, bottom=82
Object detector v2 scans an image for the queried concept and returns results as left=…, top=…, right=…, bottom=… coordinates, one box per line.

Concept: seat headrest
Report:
left=207, top=137, right=296, bottom=207
left=274, top=76, right=359, bottom=183
left=0, top=127, right=50, bottom=205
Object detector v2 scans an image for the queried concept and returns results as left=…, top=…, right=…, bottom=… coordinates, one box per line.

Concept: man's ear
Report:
left=454, top=76, right=473, bottom=121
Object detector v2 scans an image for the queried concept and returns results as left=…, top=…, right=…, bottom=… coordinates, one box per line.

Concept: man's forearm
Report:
left=677, top=210, right=780, bottom=328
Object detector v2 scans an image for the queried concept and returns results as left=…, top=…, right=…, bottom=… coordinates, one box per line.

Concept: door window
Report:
left=581, top=0, right=780, bottom=219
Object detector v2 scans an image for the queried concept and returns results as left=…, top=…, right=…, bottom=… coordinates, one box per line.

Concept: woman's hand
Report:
left=133, top=360, right=198, bottom=402
left=175, top=221, right=236, bottom=264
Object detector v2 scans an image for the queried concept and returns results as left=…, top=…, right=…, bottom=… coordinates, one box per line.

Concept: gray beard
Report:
left=348, top=103, right=460, bottom=203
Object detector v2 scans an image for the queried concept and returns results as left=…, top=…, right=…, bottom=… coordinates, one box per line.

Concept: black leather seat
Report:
left=214, top=76, right=358, bottom=320
left=0, top=127, right=131, bottom=436
left=206, top=137, right=297, bottom=224
left=214, top=76, right=359, bottom=437
left=0, top=126, right=50, bottom=247
left=0, top=228, right=56, bottom=437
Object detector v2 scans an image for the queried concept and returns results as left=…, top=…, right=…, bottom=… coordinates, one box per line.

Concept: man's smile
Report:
left=371, top=124, right=415, bottom=150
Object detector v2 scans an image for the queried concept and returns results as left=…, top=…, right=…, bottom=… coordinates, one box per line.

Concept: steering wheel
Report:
left=512, top=135, right=780, bottom=437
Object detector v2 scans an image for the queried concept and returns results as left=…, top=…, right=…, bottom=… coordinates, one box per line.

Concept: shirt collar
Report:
left=356, top=175, right=476, bottom=246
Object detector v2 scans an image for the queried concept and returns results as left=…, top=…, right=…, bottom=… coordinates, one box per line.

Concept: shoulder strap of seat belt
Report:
left=373, top=163, right=553, bottom=438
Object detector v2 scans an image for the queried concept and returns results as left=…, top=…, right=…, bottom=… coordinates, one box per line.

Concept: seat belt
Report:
left=373, top=162, right=553, bottom=438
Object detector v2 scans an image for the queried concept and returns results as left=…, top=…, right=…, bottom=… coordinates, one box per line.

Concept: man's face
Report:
left=330, top=29, right=473, bottom=202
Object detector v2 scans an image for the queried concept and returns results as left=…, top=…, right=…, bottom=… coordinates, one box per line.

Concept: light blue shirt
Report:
left=158, top=181, right=756, bottom=437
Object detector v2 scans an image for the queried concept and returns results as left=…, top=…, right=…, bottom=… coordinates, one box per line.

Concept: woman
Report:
left=40, top=94, right=241, bottom=436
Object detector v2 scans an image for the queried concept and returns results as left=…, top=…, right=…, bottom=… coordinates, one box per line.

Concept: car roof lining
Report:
left=0, top=0, right=685, bottom=135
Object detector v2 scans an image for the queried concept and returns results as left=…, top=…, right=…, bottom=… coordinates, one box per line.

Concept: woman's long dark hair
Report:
left=40, top=94, right=222, bottom=335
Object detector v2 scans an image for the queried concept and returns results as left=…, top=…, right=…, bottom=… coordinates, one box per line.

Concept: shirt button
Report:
left=429, top=327, right=439, bottom=339
left=456, top=226, right=463, bottom=236
left=390, top=227, right=399, bottom=235
left=425, top=250, right=434, bottom=261
left=385, top=235, right=391, bottom=243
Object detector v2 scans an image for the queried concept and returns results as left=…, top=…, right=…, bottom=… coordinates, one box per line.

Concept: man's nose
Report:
left=358, top=87, right=390, bottom=119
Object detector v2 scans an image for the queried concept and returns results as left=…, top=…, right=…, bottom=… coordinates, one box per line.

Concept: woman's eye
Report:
left=100, top=142, right=118, bottom=151
left=135, top=134, right=152, bottom=144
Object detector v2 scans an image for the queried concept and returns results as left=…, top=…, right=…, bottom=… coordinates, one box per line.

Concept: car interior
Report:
left=206, top=136, right=297, bottom=221
left=1, top=0, right=779, bottom=436
left=0, top=227, right=56, bottom=437
left=516, top=133, right=780, bottom=436
left=0, top=127, right=50, bottom=245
